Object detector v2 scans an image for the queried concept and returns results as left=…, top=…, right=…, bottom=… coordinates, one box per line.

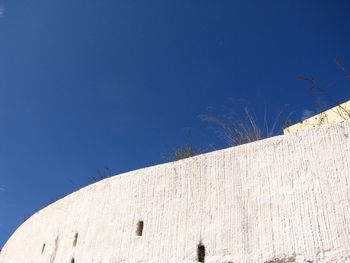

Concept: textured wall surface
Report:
left=1, top=122, right=350, bottom=263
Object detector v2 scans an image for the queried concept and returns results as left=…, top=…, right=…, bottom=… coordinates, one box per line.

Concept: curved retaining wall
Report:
left=1, top=122, right=350, bottom=263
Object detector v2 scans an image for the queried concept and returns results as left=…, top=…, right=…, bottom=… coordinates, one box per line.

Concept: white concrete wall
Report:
left=1, top=122, right=350, bottom=263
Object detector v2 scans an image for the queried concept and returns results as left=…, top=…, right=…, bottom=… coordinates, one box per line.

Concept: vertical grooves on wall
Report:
left=2, top=123, right=350, bottom=262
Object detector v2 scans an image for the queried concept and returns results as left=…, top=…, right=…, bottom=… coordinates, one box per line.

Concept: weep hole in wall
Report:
left=136, top=221, right=144, bottom=236
left=73, top=233, right=78, bottom=247
left=41, top=243, right=45, bottom=254
left=197, top=243, right=205, bottom=262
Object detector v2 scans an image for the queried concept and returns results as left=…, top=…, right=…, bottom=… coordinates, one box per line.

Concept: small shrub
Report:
left=200, top=101, right=292, bottom=146
left=90, top=166, right=113, bottom=182
left=161, top=142, right=199, bottom=161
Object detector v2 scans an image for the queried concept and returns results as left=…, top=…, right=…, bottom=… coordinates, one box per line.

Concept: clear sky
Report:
left=1, top=0, right=350, bottom=247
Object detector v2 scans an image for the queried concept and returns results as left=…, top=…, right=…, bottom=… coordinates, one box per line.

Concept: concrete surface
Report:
left=1, top=121, right=350, bottom=263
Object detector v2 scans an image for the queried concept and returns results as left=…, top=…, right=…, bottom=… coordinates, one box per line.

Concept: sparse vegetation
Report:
left=200, top=103, right=292, bottom=147
left=161, top=142, right=198, bottom=161
left=298, top=58, right=350, bottom=120
left=166, top=58, right=350, bottom=156
left=90, top=166, right=113, bottom=182
left=162, top=100, right=293, bottom=160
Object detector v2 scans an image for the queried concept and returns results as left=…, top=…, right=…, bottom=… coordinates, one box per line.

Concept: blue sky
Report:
left=0, top=0, right=350, bottom=247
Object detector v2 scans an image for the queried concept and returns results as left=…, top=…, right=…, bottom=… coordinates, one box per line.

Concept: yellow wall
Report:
left=284, top=100, right=350, bottom=134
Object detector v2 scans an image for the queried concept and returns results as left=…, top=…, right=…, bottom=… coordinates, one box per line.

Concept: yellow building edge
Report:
left=284, top=100, right=350, bottom=134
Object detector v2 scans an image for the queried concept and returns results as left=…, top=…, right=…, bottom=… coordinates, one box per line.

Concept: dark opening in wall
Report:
left=71, top=257, right=75, bottom=263
left=41, top=243, right=45, bottom=254
left=73, top=233, right=78, bottom=247
left=197, top=243, right=205, bottom=262
left=136, top=221, right=144, bottom=236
